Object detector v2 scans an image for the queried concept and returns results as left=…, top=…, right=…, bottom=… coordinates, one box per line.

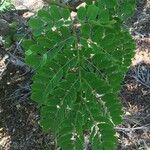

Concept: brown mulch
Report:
left=0, top=60, right=55, bottom=150
left=117, top=0, right=150, bottom=148
left=117, top=41, right=150, bottom=149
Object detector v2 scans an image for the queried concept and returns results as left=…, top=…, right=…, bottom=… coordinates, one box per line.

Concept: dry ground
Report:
left=0, top=0, right=150, bottom=149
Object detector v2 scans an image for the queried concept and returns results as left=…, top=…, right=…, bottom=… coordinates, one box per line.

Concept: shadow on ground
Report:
left=0, top=47, right=55, bottom=149
left=117, top=63, right=150, bottom=149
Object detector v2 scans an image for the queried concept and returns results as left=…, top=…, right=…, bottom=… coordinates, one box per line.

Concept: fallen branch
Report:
left=116, top=124, right=150, bottom=132
left=132, top=64, right=150, bottom=88
left=0, top=48, right=32, bottom=74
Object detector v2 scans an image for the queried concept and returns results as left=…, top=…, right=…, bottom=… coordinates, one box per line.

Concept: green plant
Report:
left=0, top=0, right=13, bottom=12
left=23, top=0, right=136, bottom=149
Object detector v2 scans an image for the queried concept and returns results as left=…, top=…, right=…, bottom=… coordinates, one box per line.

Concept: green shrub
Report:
left=23, top=0, right=136, bottom=149
left=0, top=0, right=13, bottom=12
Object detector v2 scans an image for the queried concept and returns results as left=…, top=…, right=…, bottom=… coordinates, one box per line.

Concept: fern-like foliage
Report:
left=23, top=1, right=136, bottom=149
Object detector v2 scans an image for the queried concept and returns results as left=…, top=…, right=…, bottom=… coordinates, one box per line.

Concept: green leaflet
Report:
left=22, top=39, right=35, bottom=50
left=24, top=2, right=136, bottom=150
left=91, top=134, right=102, bottom=150
left=98, top=9, right=110, bottom=23
left=28, top=17, right=44, bottom=29
left=37, top=9, right=51, bottom=21
left=61, top=8, right=70, bottom=19
left=99, top=123, right=117, bottom=150
left=77, top=7, right=86, bottom=21
left=117, top=0, right=136, bottom=20
left=97, top=0, right=117, bottom=8
left=49, top=5, right=61, bottom=21
left=87, top=4, right=99, bottom=21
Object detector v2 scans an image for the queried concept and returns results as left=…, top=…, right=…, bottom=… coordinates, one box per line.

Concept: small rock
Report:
left=11, top=0, right=44, bottom=12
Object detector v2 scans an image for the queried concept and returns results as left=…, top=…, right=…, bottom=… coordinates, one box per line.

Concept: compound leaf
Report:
left=24, top=2, right=136, bottom=150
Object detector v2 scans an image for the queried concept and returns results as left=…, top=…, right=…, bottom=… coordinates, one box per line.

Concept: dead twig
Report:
left=132, top=63, right=150, bottom=88
left=0, top=48, right=31, bottom=74
left=116, top=123, right=150, bottom=132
